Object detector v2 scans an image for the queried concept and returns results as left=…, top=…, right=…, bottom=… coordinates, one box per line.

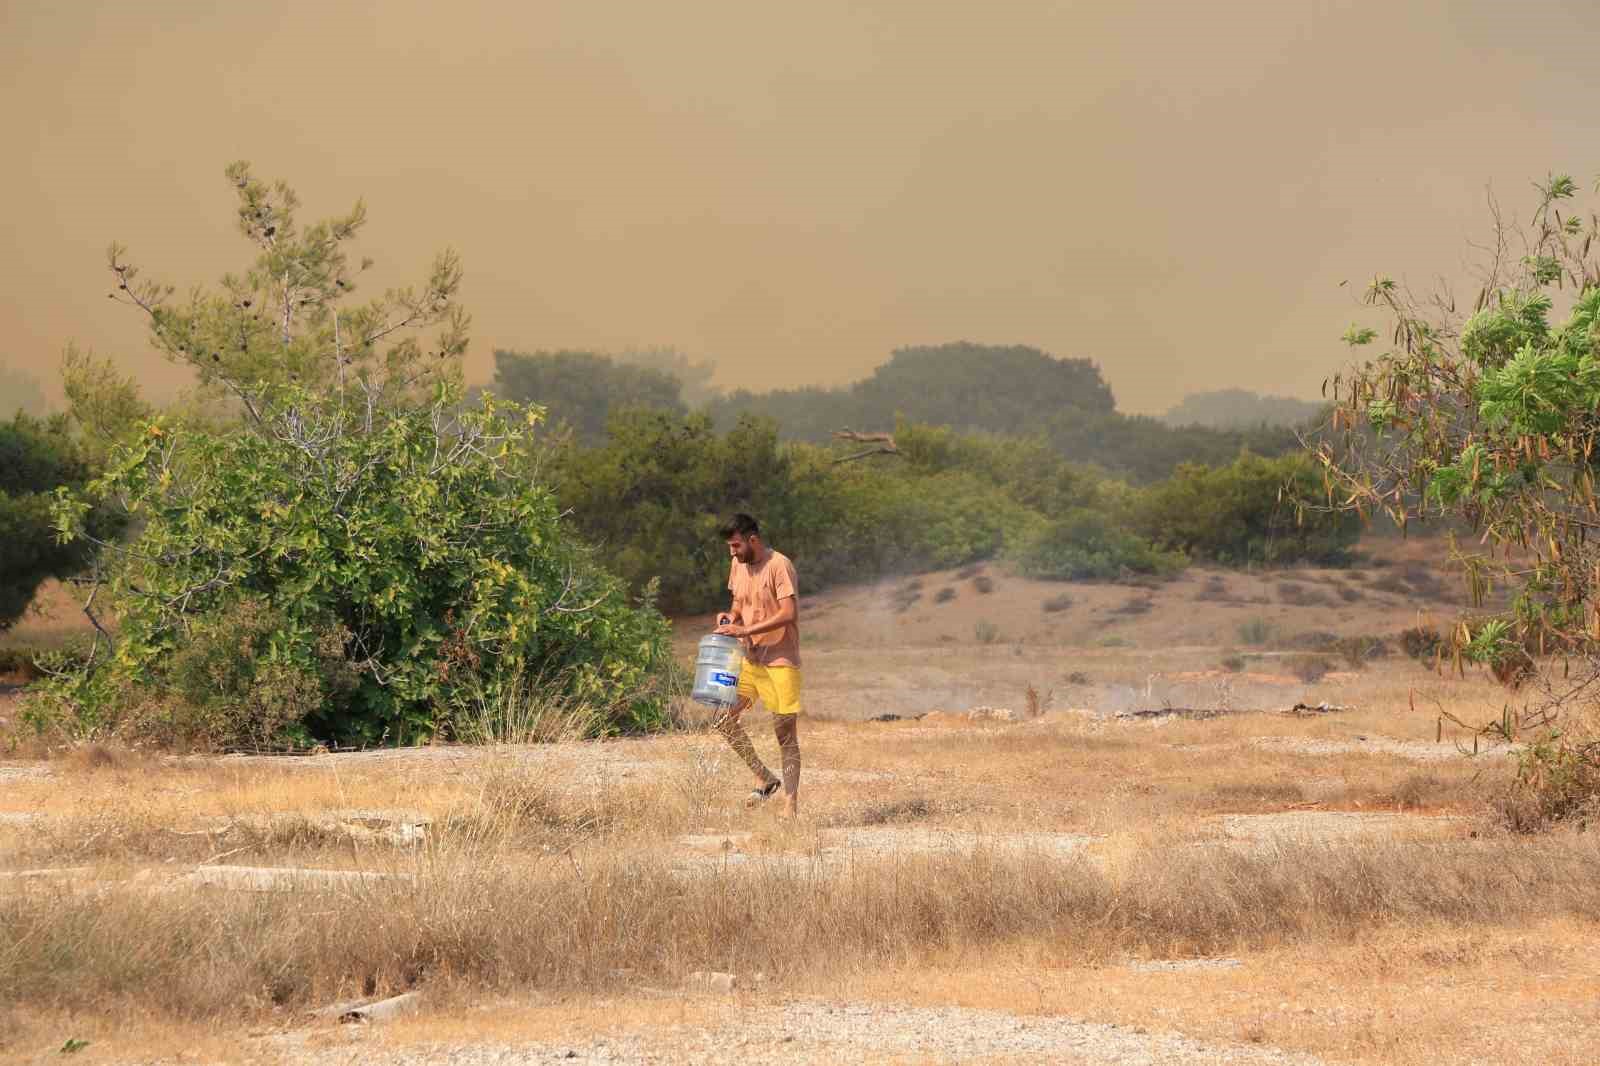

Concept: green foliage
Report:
left=1132, top=453, right=1360, bottom=566
left=1009, top=509, right=1182, bottom=581
left=61, top=346, right=153, bottom=466
left=490, top=349, right=686, bottom=443
left=34, top=163, right=670, bottom=748
left=109, top=160, right=467, bottom=416
left=1325, top=172, right=1600, bottom=825
left=156, top=598, right=355, bottom=750
left=554, top=404, right=1333, bottom=615
left=708, top=342, right=1115, bottom=443
left=0, top=412, right=114, bottom=631
left=553, top=410, right=1047, bottom=614
left=1160, top=389, right=1326, bottom=430
left=45, top=385, right=670, bottom=747
left=553, top=410, right=791, bottom=613
left=704, top=343, right=1306, bottom=483
left=1039, top=409, right=1303, bottom=484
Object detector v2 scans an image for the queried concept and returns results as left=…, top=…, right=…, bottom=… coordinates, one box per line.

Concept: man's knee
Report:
left=717, top=698, right=752, bottom=729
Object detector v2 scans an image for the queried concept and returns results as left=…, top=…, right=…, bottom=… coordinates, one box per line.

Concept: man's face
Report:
left=727, top=533, right=758, bottom=564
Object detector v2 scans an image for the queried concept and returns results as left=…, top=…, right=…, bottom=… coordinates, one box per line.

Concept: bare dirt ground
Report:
left=4, top=542, right=1595, bottom=1065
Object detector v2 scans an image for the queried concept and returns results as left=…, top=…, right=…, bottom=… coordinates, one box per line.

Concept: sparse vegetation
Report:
left=973, top=620, right=1000, bottom=644
left=1287, top=655, right=1333, bottom=683
left=933, top=587, right=957, bottom=604
left=1324, top=173, right=1600, bottom=825
left=1237, top=617, right=1276, bottom=646
left=1041, top=593, right=1073, bottom=613
left=1276, top=581, right=1334, bottom=608
left=1334, top=635, right=1388, bottom=670
left=1400, top=624, right=1444, bottom=662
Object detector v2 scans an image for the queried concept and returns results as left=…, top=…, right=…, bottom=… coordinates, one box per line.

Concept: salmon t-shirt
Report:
left=728, top=549, right=801, bottom=667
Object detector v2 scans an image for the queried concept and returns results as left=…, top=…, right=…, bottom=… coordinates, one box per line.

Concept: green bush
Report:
left=0, top=413, right=121, bottom=631
left=489, top=349, right=685, bottom=444
left=42, top=387, right=672, bottom=747
left=1009, top=509, right=1183, bottom=581
left=1132, top=453, right=1359, bottom=566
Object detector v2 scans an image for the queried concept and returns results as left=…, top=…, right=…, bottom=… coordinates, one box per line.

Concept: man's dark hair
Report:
left=719, top=513, right=760, bottom=539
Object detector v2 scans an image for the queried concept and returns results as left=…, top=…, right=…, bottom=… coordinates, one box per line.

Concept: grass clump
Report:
left=6, top=835, right=1600, bottom=1024
left=1236, top=617, right=1276, bottom=646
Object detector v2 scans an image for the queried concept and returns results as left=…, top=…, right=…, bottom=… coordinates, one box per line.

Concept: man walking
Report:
left=712, top=513, right=802, bottom=818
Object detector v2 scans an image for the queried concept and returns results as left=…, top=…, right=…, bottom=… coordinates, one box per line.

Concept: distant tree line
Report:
left=491, top=342, right=1314, bottom=484
left=1160, top=387, right=1326, bottom=430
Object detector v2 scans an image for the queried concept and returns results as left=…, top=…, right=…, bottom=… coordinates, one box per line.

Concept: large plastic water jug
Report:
left=691, top=634, right=745, bottom=709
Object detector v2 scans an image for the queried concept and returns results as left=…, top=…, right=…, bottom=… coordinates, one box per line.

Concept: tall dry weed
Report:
left=5, top=834, right=1599, bottom=1023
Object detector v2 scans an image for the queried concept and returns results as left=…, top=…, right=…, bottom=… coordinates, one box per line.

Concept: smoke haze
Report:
left=3, top=0, right=1597, bottom=411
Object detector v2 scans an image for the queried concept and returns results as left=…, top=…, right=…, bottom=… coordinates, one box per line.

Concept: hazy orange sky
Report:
left=3, top=0, right=1597, bottom=413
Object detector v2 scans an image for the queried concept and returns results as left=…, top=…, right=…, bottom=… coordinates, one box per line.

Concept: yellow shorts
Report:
left=737, top=662, right=802, bottom=715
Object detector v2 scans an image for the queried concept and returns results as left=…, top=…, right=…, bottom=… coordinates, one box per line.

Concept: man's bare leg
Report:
left=715, top=699, right=779, bottom=794
left=774, top=713, right=800, bottom=818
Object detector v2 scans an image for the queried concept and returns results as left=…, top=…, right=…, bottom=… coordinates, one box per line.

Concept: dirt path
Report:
left=288, top=999, right=1325, bottom=1066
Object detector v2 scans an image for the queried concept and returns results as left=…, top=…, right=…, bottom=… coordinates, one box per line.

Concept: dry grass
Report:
left=4, top=538, right=1590, bottom=1062
left=833, top=917, right=1600, bottom=1066
left=4, top=831, right=1597, bottom=1030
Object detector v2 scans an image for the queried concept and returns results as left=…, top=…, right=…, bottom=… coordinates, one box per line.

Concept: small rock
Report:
left=967, top=706, right=1019, bottom=723
left=339, top=991, right=422, bottom=1024
left=685, top=971, right=739, bottom=994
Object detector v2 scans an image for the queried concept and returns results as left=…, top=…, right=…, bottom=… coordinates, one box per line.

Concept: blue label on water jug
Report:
left=711, top=671, right=737, bottom=686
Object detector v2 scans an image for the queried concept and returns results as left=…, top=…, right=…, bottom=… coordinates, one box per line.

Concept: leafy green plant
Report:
left=1324, top=172, right=1600, bottom=825
left=1009, top=509, right=1182, bottom=582
left=974, top=620, right=1000, bottom=644
left=1131, top=453, right=1360, bottom=567
left=0, top=412, right=124, bottom=631
left=34, top=164, right=671, bottom=748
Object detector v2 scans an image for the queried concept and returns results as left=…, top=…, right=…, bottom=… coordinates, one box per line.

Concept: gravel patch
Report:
left=1249, top=735, right=1490, bottom=763
left=822, top=825, right=1094, bottom=859
left=0, top=765, right=51, bottom=782
left=1129, top=957, right=1243, bottom=974
left=670, top=826, right=1097, bottom=877
left=1213, top=810, right=1465, bottom=845
left=285, top=999, right=1324, bottom=1065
